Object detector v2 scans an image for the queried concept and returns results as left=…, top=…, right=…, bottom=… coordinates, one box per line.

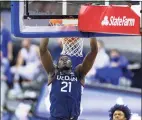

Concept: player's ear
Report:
left=70, top=64, right=72, bottom=70
left=57, top=63, right=59, bottom=69
left=56, top=60, right=59, bottom=69
left=55, top=64, right=58, bottom=69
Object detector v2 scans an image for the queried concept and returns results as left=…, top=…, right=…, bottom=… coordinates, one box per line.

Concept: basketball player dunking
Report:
left=39, top=37, right=98, bottom=120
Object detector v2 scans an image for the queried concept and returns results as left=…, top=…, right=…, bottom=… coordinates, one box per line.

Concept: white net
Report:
left=49, top=19, right=84, bottom=57
left=61, top=37, right=84, bottom=57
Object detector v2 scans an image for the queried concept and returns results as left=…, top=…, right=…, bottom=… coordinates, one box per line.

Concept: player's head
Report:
left=110, top=49, right=120, bottom=62
left=110, top=49, right=120, bottom=58
left=97, top=40, right=104, bottom=51
left=109, top=104, right=131, bottom=120
left=22, top=38, right=31, bottom=49
left=57, top=55, right=72, bottom=71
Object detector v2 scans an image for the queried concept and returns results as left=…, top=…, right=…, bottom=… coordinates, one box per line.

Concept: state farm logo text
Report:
left=101, top=16, right=135, bottom=26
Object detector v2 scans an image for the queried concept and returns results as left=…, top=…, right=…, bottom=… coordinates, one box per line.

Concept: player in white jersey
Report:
left=10, top=38, right=41, bottom=95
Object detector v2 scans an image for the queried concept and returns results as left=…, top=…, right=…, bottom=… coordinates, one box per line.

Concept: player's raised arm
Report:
left=79, top=37, right=98, bottom=76
left=39, top=38, right=55, bottom=74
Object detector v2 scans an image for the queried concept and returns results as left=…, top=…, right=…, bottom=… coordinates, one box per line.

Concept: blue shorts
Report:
left=48, top=116, right=78, bottom=120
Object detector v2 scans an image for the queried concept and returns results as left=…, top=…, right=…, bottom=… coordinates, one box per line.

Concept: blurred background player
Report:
left=39, top=37, right=98, bottom=120
left=109, top=49, right=133, bottom=85
left=10, top=38, right=41, bottom=96
left=0, top=50, right=10, bottom=112
left=109, top=104, right=131, bottom=120
left=86, top=40, right=110, bottom=82
left=1, top=17, right=13, bottom=62
left=93, top=48, right=133, bottom=86
left=1, top=16, right=13, bottom=87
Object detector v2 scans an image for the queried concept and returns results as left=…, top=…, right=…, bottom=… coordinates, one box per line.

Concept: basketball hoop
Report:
left=50, top=19, right=84, bottom=57
left=61, top=37, right=83, bottom=57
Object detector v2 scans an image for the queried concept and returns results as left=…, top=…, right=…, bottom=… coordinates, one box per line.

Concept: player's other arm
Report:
left=16, top=51, right=24, bottom=67
left=78, top=38, right=98, bottom=77
left=39, top=38, right=55, bottom=74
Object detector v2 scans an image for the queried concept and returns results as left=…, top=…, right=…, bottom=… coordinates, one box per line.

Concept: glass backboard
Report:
left=11, top=0, right=141, bottom=38
left=23, top=1, right=105, bottom=19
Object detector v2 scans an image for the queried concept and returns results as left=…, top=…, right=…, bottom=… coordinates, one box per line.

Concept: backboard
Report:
left=11, top=1, right=141, bottom=38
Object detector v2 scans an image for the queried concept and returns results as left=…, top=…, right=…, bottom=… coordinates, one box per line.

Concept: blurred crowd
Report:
left=1, top=14, right=141, bottom=116
left=86, top=40, right=133, bottom=86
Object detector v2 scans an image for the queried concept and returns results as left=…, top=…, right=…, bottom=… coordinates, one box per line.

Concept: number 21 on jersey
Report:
left=61, top=81, right=72, bottom=92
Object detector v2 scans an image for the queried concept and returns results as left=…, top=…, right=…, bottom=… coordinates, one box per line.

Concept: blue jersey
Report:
left=49, top=71, right=83, bottom=119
